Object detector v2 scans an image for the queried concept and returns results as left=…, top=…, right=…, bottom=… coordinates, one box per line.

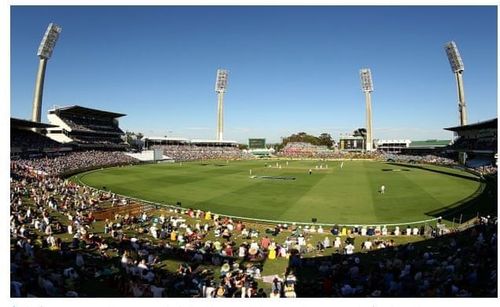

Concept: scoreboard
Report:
left=339, top=137, right=365, bottom=151
left=249, top=138, right=266, bottom=149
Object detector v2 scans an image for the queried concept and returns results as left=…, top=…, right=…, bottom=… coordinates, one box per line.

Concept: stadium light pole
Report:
left=444, top=41, right=467, bottom=126
left=360, top=68, right=374, bottom=152
left=31, top=23, right=62, bottom=123
left=215, top=69, right=228, bottom=141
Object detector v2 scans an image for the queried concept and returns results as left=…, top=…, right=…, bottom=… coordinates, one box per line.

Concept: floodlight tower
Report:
left=444, top=41, right=467, bottom=126
left=215, top=69, right=228, bottom=141
left=31, top=23, right=62, bottom=123
left=360, top=68, right=374, bottom=151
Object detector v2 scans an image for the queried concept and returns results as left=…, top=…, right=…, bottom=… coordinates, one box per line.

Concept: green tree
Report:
left=277, top=132, right=324, bottom=150
left=318, top=133, right=333, bottom=148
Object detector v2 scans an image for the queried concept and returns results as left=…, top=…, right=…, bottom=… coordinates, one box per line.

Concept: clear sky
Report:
left=10, top=6, right=497, bottom=143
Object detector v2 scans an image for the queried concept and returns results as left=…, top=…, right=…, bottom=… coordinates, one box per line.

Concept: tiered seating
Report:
left=154, top=144, right=245, bottom=161
left=11, top=128, right=61, bottom=150
left=448, top=137, right=497, bottom=151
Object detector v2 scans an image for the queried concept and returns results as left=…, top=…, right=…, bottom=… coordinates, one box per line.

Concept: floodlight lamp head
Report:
left=444, top=41, right=464, bottom=73
left=37, top=23, right=62, bottom=59
left=360, top=68, right=373, bottom=92
left=215, top=69, right=229, bottom=93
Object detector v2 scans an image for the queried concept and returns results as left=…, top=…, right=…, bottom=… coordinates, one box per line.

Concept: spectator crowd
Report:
left=152, top=144, right=252, bottom=161
left=9, top=150, right=497, bottom=298
left=11, top=150, right=138, bottom=177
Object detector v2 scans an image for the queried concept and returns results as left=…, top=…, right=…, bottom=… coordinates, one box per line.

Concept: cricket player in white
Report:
left=380, top=185, right=385, bottom=194
left=340, top=162, right=344, bottom=169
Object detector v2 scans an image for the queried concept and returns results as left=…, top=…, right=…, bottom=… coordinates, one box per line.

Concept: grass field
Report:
left=76, top=160, right=481, bottom=225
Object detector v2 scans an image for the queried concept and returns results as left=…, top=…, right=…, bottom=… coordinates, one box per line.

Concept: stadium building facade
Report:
left=444, top=118, right=497, bottom=166
left=374, top=139, right=411, bottom=153
left=11, top=118, right=71, bottom=158
left=45, top=105, right=128, bottom=150
left=400, top=140, right=451, bottom=156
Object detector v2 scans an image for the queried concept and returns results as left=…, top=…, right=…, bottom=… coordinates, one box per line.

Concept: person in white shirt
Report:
left=203, top=282, right=216, bottom=298
left=121, top=251, right=130, bottom=267
left=149, top=224, right=158, bottom=239
left=238, top=245, right=247, bottom=258
left=270, top=289, right=280, bottom=298
left=323, top=236, right=331, bottom=248
left=317, top=225, right=324, bottom=234
left=344, top=242, right=355, bottom=255
left=250, top=240, right=259, bottom=250
left=380, top=185, right=385, bottom=194
left=363, top=239, right=373, bottom=250
left=334, top=236, right=342, bottom=249
left=137, top=259, right=148, bottom=271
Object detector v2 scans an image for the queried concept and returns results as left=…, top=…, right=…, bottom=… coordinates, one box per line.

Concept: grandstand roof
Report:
left=50, top=105, right=126, bottom=118
left=144, top=137, right=238, bottom=145
left=191, top=139, right=238, bottom=144
left=444, top=118, right=497, bottom=132
left=145, top=137, right=190, bottom=142
left=11, top=117, right=57, bottom=129
left=339, top=135, right=365, bottom=140
left=375, top=139, right=411, bottom=145
left=409, top=140, right=451, bottom=148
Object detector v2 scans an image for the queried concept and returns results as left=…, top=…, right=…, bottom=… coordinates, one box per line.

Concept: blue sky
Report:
left=10, top=6, right=497, bottom=143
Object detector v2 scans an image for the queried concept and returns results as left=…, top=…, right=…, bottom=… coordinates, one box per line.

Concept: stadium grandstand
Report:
left=11, top=118, right=71, bottom=158
left=444, top=118, right=497, bottom=168
left=374, top=139, right=411, bottom=153
left=400, top=139, right=451, bottom=156
left=10, top=10, right=497, bottom=299
left=278, top=142, right=334, bottom=158
left=9, top=118, right=497, bottom=298
left=10, top=149, right=497, bottom=297
left=45, top=105, right=128, bottom=150
left=144, top=137, right=247, bottom=161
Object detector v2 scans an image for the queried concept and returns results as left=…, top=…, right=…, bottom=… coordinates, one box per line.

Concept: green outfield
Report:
left=76, top=160, right=481, bottom=225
